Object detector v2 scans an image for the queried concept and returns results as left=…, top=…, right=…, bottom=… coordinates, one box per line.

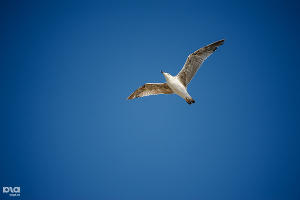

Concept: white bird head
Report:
left=161, top=70, right=172, bottom=80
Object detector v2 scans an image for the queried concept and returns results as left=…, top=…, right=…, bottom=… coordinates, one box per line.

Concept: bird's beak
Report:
left=161, top=70, right=164, bottom=74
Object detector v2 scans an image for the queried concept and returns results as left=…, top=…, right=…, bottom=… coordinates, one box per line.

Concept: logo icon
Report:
left=3, top=187, right=21, bottom=197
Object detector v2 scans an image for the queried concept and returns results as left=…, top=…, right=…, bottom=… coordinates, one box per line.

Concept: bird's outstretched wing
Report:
left=127, top=83, right=173, bottom=100
left=177, top=39, right=224, bottom=87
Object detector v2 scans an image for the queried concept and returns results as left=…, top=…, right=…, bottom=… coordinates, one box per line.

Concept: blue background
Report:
left=1, top=0, right=300, bottom=199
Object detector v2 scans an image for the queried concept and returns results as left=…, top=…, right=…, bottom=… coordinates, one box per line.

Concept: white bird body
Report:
left=127, top=39, right=224, bottom=104
left=163, top=73, right=192, bottom=101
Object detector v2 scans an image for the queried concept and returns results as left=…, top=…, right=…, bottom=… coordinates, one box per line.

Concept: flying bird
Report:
left=127, top=39, right=224, bottom=104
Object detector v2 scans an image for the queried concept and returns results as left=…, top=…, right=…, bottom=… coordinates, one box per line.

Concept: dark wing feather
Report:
left=127, top=83, right=173, bottom=100
left=177, top=39, right=224, bottom=86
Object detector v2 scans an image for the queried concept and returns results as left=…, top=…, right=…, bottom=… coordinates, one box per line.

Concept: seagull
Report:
left=127, top=39, right=224, bottom=104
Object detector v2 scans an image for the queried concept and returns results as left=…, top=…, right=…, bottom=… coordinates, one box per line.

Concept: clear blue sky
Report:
left=1, top=0, right=300, bottom=199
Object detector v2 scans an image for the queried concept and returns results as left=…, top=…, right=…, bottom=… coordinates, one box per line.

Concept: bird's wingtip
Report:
left=127, top=93, right=135, bottom=100
left=215, top=39, right=225, bottom=46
